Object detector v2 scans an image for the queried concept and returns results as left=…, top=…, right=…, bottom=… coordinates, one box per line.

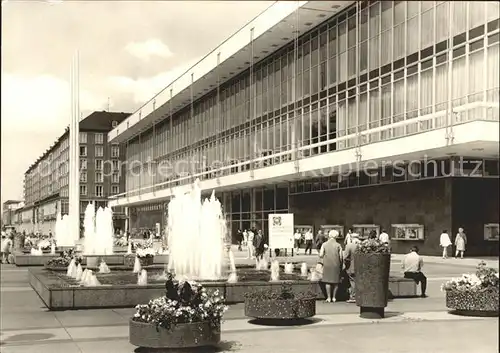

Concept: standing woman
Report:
left=455, top=228, right=467, bottom=259
left=319, top=230, right=343, bottom=303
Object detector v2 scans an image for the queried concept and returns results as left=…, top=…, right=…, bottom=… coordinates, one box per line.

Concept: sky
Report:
left=1, top=0, right=273, bottom=207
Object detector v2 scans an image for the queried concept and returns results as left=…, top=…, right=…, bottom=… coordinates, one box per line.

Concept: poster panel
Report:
left=268, top=213, right=294, bottom=249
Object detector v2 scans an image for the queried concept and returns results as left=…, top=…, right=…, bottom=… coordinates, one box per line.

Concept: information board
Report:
left=268, top=213, right=294, bottom=249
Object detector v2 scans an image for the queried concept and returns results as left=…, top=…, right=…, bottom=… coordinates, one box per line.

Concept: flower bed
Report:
left=244, top=282, right=316, bottom=320
left=45, top=250, right=81, bottom=268
left=442, top=261, right=499, bottom=316
left=130, top=272, right=227, bottom=349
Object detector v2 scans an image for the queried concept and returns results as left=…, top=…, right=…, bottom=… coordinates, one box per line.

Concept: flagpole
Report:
left=69, top=51, right=80, bottom=246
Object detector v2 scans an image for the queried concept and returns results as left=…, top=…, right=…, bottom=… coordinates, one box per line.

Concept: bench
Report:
left=388, top=276, right=418, bottom=298
left=317, top=275, right=418, bottom=301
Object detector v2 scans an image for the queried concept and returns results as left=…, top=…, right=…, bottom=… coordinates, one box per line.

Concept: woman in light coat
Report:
left=454, top=228, right=467, bottom=259
left=439, top=230, right=452, bottom=259
left=319, top=230, right=343, bottom=303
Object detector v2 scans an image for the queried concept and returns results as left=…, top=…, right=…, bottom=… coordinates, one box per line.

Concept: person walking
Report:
left=343, top=232, right=360, bottom=303
left=319, top=230, right=343, bottom=303
left=294, top=229, right=302, bottom=253
left=439, top=230, right=452, bottom=259
left=454, top=228, right=467, bottom=259
left=247, top=229, right=255, bottom=259
left=344, top=228, right=354, bottom=245
left=304, top=228, right=314, bottom=255
left=315, top=230, right=325, bottom=253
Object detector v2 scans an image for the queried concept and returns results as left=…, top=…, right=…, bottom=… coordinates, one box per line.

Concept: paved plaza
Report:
left=1, top=254, right=498, bottom=353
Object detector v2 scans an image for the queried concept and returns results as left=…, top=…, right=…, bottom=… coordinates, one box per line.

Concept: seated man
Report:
left=402, top=246, right=427, bottom=298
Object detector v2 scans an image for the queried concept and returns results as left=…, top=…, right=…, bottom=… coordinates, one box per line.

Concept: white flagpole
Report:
left=69, top=51, right=81, bottom=246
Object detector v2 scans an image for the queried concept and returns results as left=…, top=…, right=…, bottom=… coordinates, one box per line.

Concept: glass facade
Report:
left=124, top=1, right=499, bottom=199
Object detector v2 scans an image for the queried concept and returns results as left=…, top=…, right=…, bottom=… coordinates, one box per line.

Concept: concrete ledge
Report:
left=29, top=268, right=414, bottom=310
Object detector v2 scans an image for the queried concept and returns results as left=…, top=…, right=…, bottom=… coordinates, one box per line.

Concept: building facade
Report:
left=109, top=1, right=499, bottom=255
left=22, top=111, right=129, bottom=235
left=2, top=200, right=24, bottom=230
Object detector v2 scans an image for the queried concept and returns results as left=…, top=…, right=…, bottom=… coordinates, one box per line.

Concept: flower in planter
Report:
left=441, top=261, right=499, bottom=293
left=356, top=237, right=390, bottom=254
left=136, top=248, right=155, bottom=258
left=132, top=271, right=228, bottom=330
left=47, top=249, right=84, bottom=267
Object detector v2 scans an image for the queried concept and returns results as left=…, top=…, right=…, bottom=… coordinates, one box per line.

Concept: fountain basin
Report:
left=28, top=267, right=320, bottom=310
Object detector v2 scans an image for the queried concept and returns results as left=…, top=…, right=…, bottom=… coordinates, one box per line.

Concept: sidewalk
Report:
left=230, top=245, right=498, bottom=268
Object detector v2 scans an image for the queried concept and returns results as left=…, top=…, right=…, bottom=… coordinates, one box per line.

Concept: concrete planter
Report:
left=446, top=288, right=499, bottom=316
left=354, top=252, right=391, bottom=319
left=129, top=319, right=220, bottom=349
left=244, top=298, right=316, bottom=319
left=138, top=256, right=154, bottom=266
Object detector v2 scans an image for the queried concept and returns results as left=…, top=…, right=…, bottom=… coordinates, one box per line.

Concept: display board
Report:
left=320, top=225, right=344, bottom=239
left=391, top=224, right=425, bottom=240
left=484, top=223, right=499, bottom=241
left=268, top=213, right=294, bottom=249
left=353, top=224, right=380, bottom=239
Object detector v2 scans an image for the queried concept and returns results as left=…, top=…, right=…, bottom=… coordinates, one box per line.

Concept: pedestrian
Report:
left=343, top=232, right=360, bottom=303
left=401, top=246, right=427, bottom=298
left=319, top=229, right=343, bottom=303
left=304, top=228, right=313, bottom=255
left=236, top=229, right=243, bottom=251
left=439, top=230, right=452, bottom=259
left=294, top=229, right=301, bottom=253
left=454, top=228, right=467, bottom=259
left=1, top=235, right=13, bottom=264
left=315, top=230, right=325, bottom=252
left=379, top=229, right=390, bottom=246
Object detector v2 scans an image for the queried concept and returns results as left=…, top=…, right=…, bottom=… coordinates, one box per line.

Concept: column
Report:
left=124, top=207, right=129, bottom=233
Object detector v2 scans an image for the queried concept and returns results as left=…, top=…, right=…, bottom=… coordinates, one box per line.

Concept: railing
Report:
left=110, top=101, right=499, bottom=201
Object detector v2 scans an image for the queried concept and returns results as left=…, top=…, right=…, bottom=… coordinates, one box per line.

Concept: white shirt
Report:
left=294, top=232, right=302, bottom=240
left=304, top=231, right=313, bottom=241
left=440, top=233, right=451, bottom=247
left=379, top=232, right=389, bottom=244
left=402, top=251, right=423, bottom=273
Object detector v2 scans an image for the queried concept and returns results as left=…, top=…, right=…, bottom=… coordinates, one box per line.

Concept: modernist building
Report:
left=108, top=1, right=499, bottom=255
left=21, top=111, right=130, bottom=235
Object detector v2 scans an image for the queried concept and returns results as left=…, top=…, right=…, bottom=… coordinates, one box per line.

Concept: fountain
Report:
left=66, top=258, right=77, bottom=278
left=167, top=179, right=230, bottom=280
left=284, top=263, right=294, bottom=274
left=81, top=269, right=90, bottom=283
left=270, top=260, right=280, bottom=281
left=55, top=213, right=74, bottom=247
left=127, top=242, right=132, bottom=254
left=300, top=263, right=308, bottom=277
left=256, top=258, right=268, bottom=271
left=83, top=204, right=114, bottom=256
left=81, top=270, right=100, bottom=287
left=99, top=261, right=111, bottom=274
left=50, top=241, right=56, bottom=255
left=137, top=269, right=148, bottom=286
left=75, top=263, right=83, bottom=281
left=133, top=257, right=141, bottom=273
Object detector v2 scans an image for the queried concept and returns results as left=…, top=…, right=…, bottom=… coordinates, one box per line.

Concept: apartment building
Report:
left=22, top=111, right=130, bottom=235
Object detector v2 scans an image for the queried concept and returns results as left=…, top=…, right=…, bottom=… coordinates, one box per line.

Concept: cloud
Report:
left=107, top=57, right=200, bottom=104
left=125, top=39, right=173, bottom=61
